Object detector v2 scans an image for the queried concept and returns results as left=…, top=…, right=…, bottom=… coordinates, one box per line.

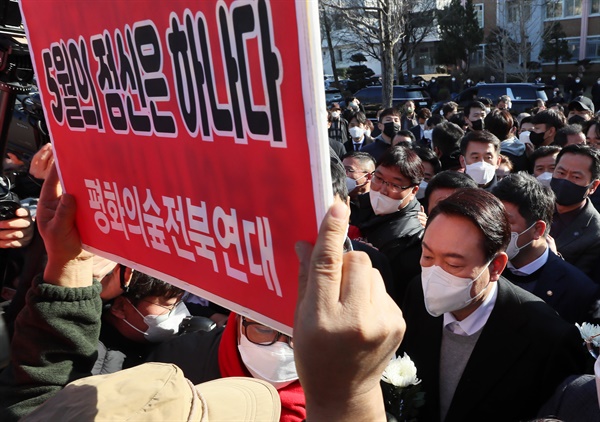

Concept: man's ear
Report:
left=489, top=252, right=508, bottom=282
left=410, top=184, right=419, bottom=197
left=589, top=179, right=600, bottom=195
left=459, top=155, right=466, bottom=169
left=545, top=126, right=556, bottom=141
left=533, top=220, right=547, bottom=239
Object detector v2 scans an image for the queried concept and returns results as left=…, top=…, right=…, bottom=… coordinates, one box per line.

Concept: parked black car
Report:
left=325, top=88, right=343, bottom=106
left=432, top=83, right=548, bottom=115
left=353, top=85, right=430, bottom=118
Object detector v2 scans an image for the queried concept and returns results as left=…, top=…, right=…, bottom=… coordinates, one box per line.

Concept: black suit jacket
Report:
left=503, top=251, right=600, bottom=323
left=343, top=135, right=374, bottom=153
left=554, top=198, right=600, bottom=278
left=399, top=277, right=587, bottom=422
left=409, top=124, right=422, bottom=143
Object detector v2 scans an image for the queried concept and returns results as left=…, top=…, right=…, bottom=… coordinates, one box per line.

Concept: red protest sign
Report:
left=20, top=0, right=331, bottom=334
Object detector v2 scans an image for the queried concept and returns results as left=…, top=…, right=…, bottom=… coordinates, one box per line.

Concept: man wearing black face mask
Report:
left=550, top=144, right=600, bottom=279
left=463, top=101, right=486, bottom=132
left=362, top=107, right=402, bottom=162
left=530, top=110, right=567, bottom=148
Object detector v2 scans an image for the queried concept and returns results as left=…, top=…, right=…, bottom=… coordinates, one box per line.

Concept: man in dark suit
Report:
left=399, top=188, right=586, bottom=422
left=343, top=112, right=374, bottom=152
left=351, top=146, right=424, bottom=305
left=549, top=144, right=600, bottom=279
left=492, top=172, right=600, bottom=324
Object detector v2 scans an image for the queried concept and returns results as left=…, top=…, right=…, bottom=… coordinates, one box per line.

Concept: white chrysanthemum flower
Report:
left=381, top=353, right=421, bottom=388
left=576, top=322, right=600, bottom=347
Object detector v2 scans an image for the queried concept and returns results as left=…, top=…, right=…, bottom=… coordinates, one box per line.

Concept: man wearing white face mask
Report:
left=459, top=130, right=502, bottom=190
left=492, top=173, right=600, bottom=324
left=98, top=271, right=189, bottom=374
left=327, top=103, right=348, bottom=145
left=398, top=188, right=586, bottom=422
left=530, top=145, right=561, bottom=187
left=350, top=146, right=424, bottom=303
left=342, top=112, right=374, bottom=152
left=150, top=311, right=306, bottom=421
left=342, top=151, right=375, bottom=202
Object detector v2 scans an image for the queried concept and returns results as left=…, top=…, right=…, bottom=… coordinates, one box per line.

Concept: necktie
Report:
left=354, top=143, right=361, bottom=151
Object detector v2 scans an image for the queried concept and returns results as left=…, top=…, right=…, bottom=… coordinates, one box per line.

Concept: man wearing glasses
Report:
left=149, top=310, right=305, bottom=420
left=96, top=270, right=189, bottom=374
left=350, top=145, right=424, bottom=305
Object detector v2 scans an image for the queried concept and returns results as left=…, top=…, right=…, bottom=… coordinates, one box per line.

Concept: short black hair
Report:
left=341, top=150, right=377, bottom=170
left=396, top=130, right=416, bottom=144
left=417, top=108, right=432, bottom=120
left=432, top=121, right=464, bottom=157
left=460, top=130, right=501, bottom=155
left=491, top=172, right=555, bottom=232
left=553, top=124, right=583, bottom=147
left=583, top=117, right=600, bottom=140
left=484, top=109, right=513, bottom=141
left=464, top=101, right=486, bottom=118
left=529, top=145, right=561, bottom=173
left=530, top=109, right=567, bottom=130
left=125, top=272, right=185, bottom=305
left=379, top=107, right=402, bottom=122
left=424, top=170, right=478, bottom=203
left=556, top=144, right=600, bottom=181
left=426, top=115, right=444, bottom=127
left=519, top=115, right=532, bottom=129
left=414, top=146, right=442, bottom=174
left=477, top=97, right=493, bottom=107
left=378, top=145, right=424, bottom=186
left=449, top=113, right=466, bottom=128
left=442, top=102, right=458, bottom=118
left=428, top=188, right=511, bottom=261
left=348, top=111, right=368, bottom=126
left=330, top=155, right=349, bottom=202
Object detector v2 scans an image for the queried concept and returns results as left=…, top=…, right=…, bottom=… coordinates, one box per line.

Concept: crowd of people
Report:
left=2, top=82, right=600, bottom=421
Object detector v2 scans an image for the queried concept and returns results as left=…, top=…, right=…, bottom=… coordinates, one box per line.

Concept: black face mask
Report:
left=529, top=131, right=546, bottom=147
left=550, top=177, right=592, bottom=206
left=383, top=122, right=400, bottom=138
left=470, top=119, right=484, bottom=131
left=568, top=114, right=587, bottom=125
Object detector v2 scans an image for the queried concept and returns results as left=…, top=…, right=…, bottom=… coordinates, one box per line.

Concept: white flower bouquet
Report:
left=576, top=322, right=600, bottom=358
left=380, top=353, right=425, bottom=422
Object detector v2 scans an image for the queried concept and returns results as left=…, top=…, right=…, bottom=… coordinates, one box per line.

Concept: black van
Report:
left=435, top=83, right=548, bottom=115
left=353, top=85, right=430, bottom=118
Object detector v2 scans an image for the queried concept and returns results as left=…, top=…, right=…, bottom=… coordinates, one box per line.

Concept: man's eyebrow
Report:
left=422, top=241, right=467, bottom=260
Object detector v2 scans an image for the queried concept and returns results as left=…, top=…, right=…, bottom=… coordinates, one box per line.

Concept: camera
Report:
left=0, top=175, right=18, bottom=220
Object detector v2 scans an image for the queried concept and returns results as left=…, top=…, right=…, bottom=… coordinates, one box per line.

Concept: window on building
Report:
left=592, top=0, right=600, bottom=14
left=564, top=0, right=582, bottom=16
left=471, top=44, right=485, bottom=66
left=337, top=49, right=343, bottom=61
left=474, top=3, right=484, bottom=28
left=545, top=0, right=563, bottom=18
left=586, top=37, right=600, bottom=59
left=567, top=39, right=580, bottom=60
left=545, top=0, right=583, bottom=17
left=507, top=0, right=532, bottom=22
